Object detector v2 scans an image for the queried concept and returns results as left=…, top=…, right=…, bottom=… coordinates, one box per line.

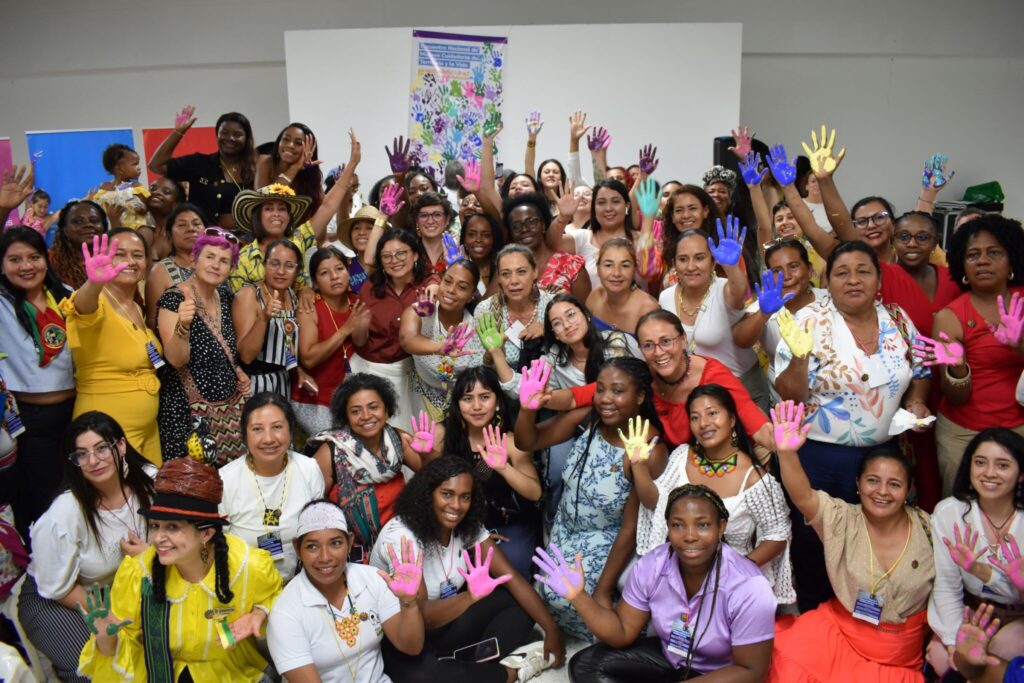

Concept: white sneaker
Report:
left=499, top=640, right=549, bottom=681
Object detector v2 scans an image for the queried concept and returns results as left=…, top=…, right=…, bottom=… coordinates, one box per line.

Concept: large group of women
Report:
left=0, top=105, right=1020, bottom=683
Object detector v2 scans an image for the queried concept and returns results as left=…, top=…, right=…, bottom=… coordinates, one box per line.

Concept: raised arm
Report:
left=524, top=111, right=543, bottom=181
left=309, top=130, right=361, bottom=240
left=917, top=153, right=954, bottom=214
left=148, top=105, right=196, bottom=177
left=771, top=401, right=819, bottom=521
left=708, top=216, right=750, bottom=310
left=477, top=116, right=504, bottom=221
left=801, top=126, right=854, bottom=241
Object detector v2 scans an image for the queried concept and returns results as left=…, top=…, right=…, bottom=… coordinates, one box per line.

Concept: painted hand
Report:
left=989, top=535, right=1024, bottom=591
left=770, top=400, right=810, bottom=452
left=955, top=603, right=1002, bottom=668
left=778, top=309, right=815, bottom=358
left=739, top=151, right=768, bottom=186
left=456, top=159, right=481, bottom=192
left=477, top=424, right=508, bottom=470
left=912, top=333, right=965, bottom=367
left=801, top=125, right=846, bottom=177
left=519, top=358, right=552, bottom=410
left=174, top=104, right=196, bottom=133
left=766, top=144, right=798, bottom=186
left=708, top=215, right=747, bottom=267
left=533, top=544, right=584, bottom=601
left=482, top=112, right=503, bottom=139
left=755, top=269, right=795, bottom=315
left=639, top=144, right=659, bottom=175
left=379, top=183, right=406, bottom=217
left=526, top=111, right=544, bottom=137
left=587, top=127, right=611, bottom=152
left=385, top=135, right=411, bottom=174
left=442, top=233, right=463, bottom=264
left=617, top=416, right=659, bottom=464
left=440, top=322, right=474, bottom=357
left=409, top=411, right=437, bottom=454
left=78, top=584, right=132, bottom=637
left=922, top=153, right=955, bottom=190
left=943, top=522, right=987, bottom=573
left=412, top=290, right=435, bottom=317
left=83, top=234, right=128, bottom=283
left=728, top=125, right=753, bottom=157
left=456, top=543, right=511, bottom=601
left=635, top=177, right=661, bottom=218
left=379, top=536, right=424, bottom=600
left=987, top=292, right=1024, bottom=348
left=475, top=313, right=505, bottom=351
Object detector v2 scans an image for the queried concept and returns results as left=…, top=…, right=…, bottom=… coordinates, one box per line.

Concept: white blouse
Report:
left=219, top=452, right=325, bottom=579
left=747, top=288, right=828, bottom=402
left=927, top=497, right=1023, bottom=646
left=28, top=487, right=148, bottom=600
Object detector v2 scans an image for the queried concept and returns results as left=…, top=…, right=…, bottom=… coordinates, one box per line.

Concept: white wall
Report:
left=1, top=0, right=1021, bottom=215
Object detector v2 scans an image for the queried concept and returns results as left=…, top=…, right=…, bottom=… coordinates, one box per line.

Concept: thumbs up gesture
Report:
left=178, top=287, right=196, bottom=327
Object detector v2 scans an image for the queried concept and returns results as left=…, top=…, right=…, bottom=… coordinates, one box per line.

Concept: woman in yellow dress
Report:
left=78, top=456, right=282, bottom=682
left=61, top=228, right=163, bottom=464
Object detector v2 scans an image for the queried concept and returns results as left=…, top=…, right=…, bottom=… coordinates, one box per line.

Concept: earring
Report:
left=1012, top=272, right=1016, bottom=280
left=200, top=544, right=210, bottom=564
left=730, top=430, right=739, bottom=448
left=492, top=411, right=503, bottom=429
left=962, top=276, right=969, bottom=285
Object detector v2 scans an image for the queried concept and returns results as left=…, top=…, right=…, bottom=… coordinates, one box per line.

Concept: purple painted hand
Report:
left=440, top=323, right=474, bottom=357
left=989, top=535, right=1024, bottom=591
left=912, top=332, right=965, bottom=367
left=385, top=135, right=411, bottom=174
left=943, top=522, right=987, bottom=573
left=955, top=603, right=1002, bottom=668
left=639, top=144, right=659, bottom=175
left=82, top=234, right=128, bottom=284
left=476, top=424, right=508, bottom=470
left=587, top=127, right=611, bottom=153
left=519, top=358, right=552, bottom=410
left=379, top=536, right=423, bottom=600
left=533, top=544, right=584, bottom=601
left=456, top=543, right=511, bottom=601
left=987, top=292, right=1024, bottom=348
left=526, top=111, right=544, bottom=137
left=379, top=183, right=406, bottom=217
left=409, top=411, right=437, bottom=454
left=770, top=401, right=810, bottom=452
left=412, top=290, right=435, bottom=317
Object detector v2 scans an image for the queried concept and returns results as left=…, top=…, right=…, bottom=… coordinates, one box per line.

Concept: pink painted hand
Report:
left=456, top=543, right=511, bottom=601
left=770, top=401, right=811, bottom=452
left=955, top=603, right=1002, bottom=668
left=174, top=105, right=196, bottom=132
left=533, top=544, right=584, bottom=601
left=519, top=358, right=552, bottom=410
left=82, top=234, right=128, bottom=284
left=440, top=323, right=474, bottom=357
left=456, top=159, right=481, bottom=193
left=476, top=425, right=508, bottom=470
left=409, top=411, right=437, bottom=454
left=912, top=332, right=965, bottom=367
left=943, top=522, right=987, bottom=573
left=989, top=535, right=1024, bottom=591
left=987, top=292, right=1024, bottom=348
left=379, top=536, right=424, bottom=600
left=728, top=125, right=753, bottom=158
left=379, top=183, right=406, bottom=217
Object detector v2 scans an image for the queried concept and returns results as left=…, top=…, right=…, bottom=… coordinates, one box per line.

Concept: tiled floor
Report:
left=532, top=637, right=586, bottom=682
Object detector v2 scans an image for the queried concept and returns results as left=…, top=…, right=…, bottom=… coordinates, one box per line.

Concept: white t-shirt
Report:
left=219, top=452, right=325, bottom=579
left=570, top=228, right=602, bottom=288
left=369, top=516, right=489, bottom=601
left=28, top=481, right=151, bottom=600
left=659, top=277, right=757, bottom=376
left=267, top=564, right=398, bottom=683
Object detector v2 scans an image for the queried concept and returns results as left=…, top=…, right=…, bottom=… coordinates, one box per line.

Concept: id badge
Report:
left=284, top=344, right=298, bottom=371
left=439, top=580, right=459, bottom=599
left=4, top=411, right=25, bottom=439
left=666, top=617, right=692, bottom=657
left=852, top=588, right=883, bottom=625
left=863, top=356, right=889, bottom=389
left=146, top=341, right=166, bottom=370
left=257, top=532, right=285, bottom=558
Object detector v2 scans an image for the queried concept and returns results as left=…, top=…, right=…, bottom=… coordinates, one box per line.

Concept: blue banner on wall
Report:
left=26, top=128, right=135, bottom=209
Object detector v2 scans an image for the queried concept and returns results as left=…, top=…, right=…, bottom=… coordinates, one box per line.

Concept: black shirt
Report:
left=165, top=152, right=250, bottom=223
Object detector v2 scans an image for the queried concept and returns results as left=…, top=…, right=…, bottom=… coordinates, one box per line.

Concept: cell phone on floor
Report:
left=448, top=637, right=500, bottom=663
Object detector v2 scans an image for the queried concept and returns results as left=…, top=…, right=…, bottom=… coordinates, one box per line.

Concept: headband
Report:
left=296, top=502, right=348, bottom=537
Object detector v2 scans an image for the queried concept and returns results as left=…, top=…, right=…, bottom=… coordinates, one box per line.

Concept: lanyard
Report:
left=864, top=513, right=912, bottom=596
left=246, top=457, right=292, bottom=534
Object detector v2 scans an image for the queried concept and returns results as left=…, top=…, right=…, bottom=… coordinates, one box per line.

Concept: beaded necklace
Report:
left=692, top=448, right=738, bottom=477
left=324, top=590, right=370, bottom=680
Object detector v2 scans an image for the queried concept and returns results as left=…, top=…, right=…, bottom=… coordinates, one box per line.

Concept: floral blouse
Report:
left=774, top=296, right=929, bottom=447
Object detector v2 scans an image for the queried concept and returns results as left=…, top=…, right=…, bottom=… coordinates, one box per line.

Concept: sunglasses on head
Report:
left=204, top=227, right=240, bottom=245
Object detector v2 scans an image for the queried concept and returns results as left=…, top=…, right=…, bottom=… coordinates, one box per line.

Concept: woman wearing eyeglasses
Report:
left=156, top=228, right=250, bottom=465
left=19, top=412, right=153, bottom=683
left=232, top=240, right=313, bottom=398
left=411, top=191, right=457, bottom=275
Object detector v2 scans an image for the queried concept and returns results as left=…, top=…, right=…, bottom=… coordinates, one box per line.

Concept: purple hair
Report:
left=191, top=227, right=240, bottom=267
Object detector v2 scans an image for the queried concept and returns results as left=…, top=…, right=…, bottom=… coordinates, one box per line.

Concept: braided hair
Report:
left=51, top=199, right=109, bottom=288
left=152, top=524, right=233, bottom=604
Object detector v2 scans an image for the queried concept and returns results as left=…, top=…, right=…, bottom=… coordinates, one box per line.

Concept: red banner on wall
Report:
left=142, top=126, right=218, bottom=182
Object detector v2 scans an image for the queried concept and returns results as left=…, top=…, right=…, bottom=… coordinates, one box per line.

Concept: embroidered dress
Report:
left=473, top=289, right=554, bottom=370
left=539, top=428, right=632, bottom=640
left=410, top=308, right=484, bottom=418
left=774, top=297, right=929, bottom=446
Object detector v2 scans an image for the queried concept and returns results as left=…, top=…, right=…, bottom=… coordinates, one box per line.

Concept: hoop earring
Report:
left=962, top=276, right=969, bottom=285
left=492, top=411, right=503, bottom=430
left=200, top=544, right=210, bottom=564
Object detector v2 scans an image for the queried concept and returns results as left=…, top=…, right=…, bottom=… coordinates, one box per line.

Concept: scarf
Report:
left=22, top=290, right=66, bottom=367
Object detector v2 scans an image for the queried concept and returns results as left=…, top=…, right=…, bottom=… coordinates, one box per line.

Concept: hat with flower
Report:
left=232, top=183, right=312, bottom=235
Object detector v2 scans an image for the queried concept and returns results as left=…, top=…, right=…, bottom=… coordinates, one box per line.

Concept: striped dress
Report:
left=242, top=285, right=299, bottom=397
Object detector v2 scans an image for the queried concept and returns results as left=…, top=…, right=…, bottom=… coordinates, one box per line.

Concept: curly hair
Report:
left=947, top=215, right=1024, bottom=292
left=52, top=200, right=109, bottom=288
left=102, top=143, right=136, bottom=175
left=412, top=190, right=453, bottom=226
left=502, top=191, right=553, bottom=238
left=329, top=373, right=398, bottom=428
left=393, top=457, right=486, bottom=554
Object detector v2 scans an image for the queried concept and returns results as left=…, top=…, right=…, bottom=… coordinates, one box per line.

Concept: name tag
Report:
left=852, top=588, right=883, bottom=626
left=666, top=617, right=692, bottom=656
left=146, top=341, right=166, bottom=370
left=257, top=532, right=284, bottom=558
left=439, top=580, right=459, bottom=599
left=863, top=356, right=889, bottom=389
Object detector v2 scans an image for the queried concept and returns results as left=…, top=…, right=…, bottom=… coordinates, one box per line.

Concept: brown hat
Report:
left=142, top=457, right=227, bottom=524
left=336, top=205, right=382, bottom=253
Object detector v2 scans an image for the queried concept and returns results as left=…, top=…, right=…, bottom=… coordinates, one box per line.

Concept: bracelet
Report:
left=944, top=363, right=971, bottom=386
left=399, top=597, right=419, bottom=608
left=278, top=173, right=293, bottom=183
left=171, top=130, right=184, bottom=138
left=918, top=196, right=935, bottom=205
left=175, top=321, right=191, bottom=339
left=373, top=216, right=387, bottom=228
left=527, top=140, right=536, bottom=148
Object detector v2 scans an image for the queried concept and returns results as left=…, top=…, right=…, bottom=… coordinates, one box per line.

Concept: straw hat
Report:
left=336, top=205, right=382, bottom=252
left=232, top=183, right=312, bottom=235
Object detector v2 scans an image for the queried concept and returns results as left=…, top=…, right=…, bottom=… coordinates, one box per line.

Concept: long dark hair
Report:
left=952, top=428, right=1024, bottom=513
left=589, top=180, right=634, bottom=234
left=270, top=122, right=323, bottom=222
left=165, top=202, right=210, bottom=258
left=62, top=412, right=155, bottom=543
left=442, top=366, right=512, bottom=461
left=685, top=384, right=754, bottom=457
left=0, top=226, right=70, bottom=340
left=369, top=228, right=432, bottom=299
left=215, top=112, right=256, bottom=188
left=460, top=213, right=505, bottom=276
left=542, top=293, right=607, bottom=382
left=392, top=457, right=486, bottom=554
left=662, top=185, right=719, bottom=257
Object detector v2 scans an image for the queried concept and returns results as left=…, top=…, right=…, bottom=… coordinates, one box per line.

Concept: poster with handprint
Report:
left=408, top=30, right=506, bottom=183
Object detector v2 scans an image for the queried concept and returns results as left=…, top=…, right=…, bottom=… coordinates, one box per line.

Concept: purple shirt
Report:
left=622, top=543, right=776, bottom=673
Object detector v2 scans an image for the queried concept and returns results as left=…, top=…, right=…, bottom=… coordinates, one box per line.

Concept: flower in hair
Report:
left=261, top=183, right=297, bottom=197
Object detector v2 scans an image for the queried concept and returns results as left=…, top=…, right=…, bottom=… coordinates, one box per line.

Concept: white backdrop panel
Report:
left=285, top=23, right=741, bottom=190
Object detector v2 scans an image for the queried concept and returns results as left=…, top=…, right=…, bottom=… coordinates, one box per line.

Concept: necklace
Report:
left=103, top=287, right=144, bottom=330
left=980, top=505, right=1016, bottom=551
left=325, top=590, right=369, bottom=680
left=99, top=494, right=142, bottom=537
left=246, top=454, right=291, bottom=527
left=692, top=448, right=738, bottom=477
left=219, top=156, right=242, bottom=192
left=189, top=282, right=222, bottom=332
left=323, top=295, right=353, bottom=362
left=676, top=282, right=713, bottom=318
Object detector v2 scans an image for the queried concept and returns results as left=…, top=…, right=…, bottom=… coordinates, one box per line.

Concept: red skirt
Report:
left=768, top=599, right=927, bottom=683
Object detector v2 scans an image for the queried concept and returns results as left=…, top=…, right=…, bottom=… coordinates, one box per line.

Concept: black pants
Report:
left=382, top=588, right=535, bottom=683
left=1, top=399, right=74, bottom=540
left=569, top=638, right=697, bottom=682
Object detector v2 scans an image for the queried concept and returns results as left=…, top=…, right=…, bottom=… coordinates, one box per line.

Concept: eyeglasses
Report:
left=550, top=308, right=581, bottom=333
left=68, top=441, right=115, bottom=467
left=380, top=249, right=412, bottom=264
left=509, top=216, right=544, bottom=233
left=266, top=259, right=299, bottom=272
left=894, top=231, right=934, bottom=245
left=852, top=211, right=892, bottom=229
left=417, top=211, right=447, bottom=222
left=639, top=335, right=682, bottom=355
left=204, top=227, right=241, bottom=245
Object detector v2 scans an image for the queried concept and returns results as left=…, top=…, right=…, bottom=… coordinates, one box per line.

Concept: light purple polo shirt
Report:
left=622, top=543, right=776, bottom=673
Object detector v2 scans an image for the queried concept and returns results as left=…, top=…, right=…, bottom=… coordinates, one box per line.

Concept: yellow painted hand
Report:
left=801, top=125, right=846, bottom=176
left=778, top=309, right=815, bottom=358
left=617, top=416, right=658, bottom=464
